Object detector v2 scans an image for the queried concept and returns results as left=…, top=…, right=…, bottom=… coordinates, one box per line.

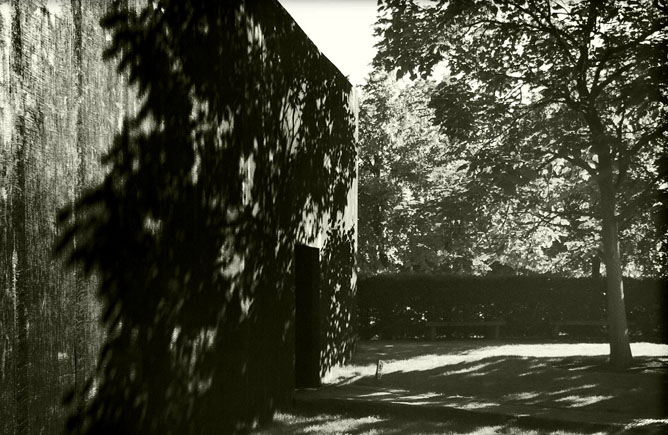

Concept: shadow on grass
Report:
left=251, top=408, right=624, bottom=435
left=351, top=355, right=667, bottom=418
left=357, top=344, right=667, bottom=415
left=304, top=341, right=668, bottom=434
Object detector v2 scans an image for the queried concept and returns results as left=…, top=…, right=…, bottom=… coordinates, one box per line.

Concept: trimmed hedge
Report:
left=358, top=275, right=667, bottom=342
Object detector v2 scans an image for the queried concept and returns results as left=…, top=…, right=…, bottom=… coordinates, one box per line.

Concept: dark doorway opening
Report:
left=295, top=244, right=321, bottom=389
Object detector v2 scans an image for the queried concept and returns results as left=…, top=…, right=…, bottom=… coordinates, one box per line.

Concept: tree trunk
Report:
left=591, top=254, right=601, bottom=278
left=596, top=141, right=633, bottom=370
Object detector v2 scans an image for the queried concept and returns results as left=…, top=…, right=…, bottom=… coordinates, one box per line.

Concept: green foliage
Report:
left=374, top=0, right=668, bottom=277
left=358, top=72, right=447, bottom=273
left=56, top=1, right=357, bottom=433
left=359, top=71, right=605, bottom=276
left=358, top=274, right=667, bottom=341
left=320, top=225, right=358, bottom=374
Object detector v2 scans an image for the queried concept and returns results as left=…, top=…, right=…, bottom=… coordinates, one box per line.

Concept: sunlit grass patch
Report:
left=324, top=342, right=668, bottom=395
left=317, top=340, right=667, bottom=428
left=251, top=411, right=609, bottom=435
left=324, top=341, right=668, bottom=384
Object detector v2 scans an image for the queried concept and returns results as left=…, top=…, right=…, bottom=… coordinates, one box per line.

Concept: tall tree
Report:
left=375, top=0, right=667, bottom=369
left=360, top=71, right=612, bottom=276
left=359, top=72, right=446, bottom=273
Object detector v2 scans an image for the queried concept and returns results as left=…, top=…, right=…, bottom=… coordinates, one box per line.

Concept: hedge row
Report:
left=357, top=275, right=667, bottom=342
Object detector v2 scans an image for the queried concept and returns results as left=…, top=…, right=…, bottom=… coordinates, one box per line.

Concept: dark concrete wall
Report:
left=0, top=1, right=131, bottom=432
left=208, top=1, right=359, bottom=428
left=1, top=1, right=357, bottom=433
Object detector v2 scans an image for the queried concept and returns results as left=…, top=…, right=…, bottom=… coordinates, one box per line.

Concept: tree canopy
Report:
left=374, top=0, right=667, bottom=368
left=358, top=72, right=582, bottom=276
left=358, top=70, right=663, bottom=277
left=358, top=73, right=447, bottom=273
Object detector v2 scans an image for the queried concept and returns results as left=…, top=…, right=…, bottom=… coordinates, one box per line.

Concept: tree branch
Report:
left=573, top=0, right=598, bottom=103
left=618, top=169, right=668, bottom=226
left=520, top=0, right=577, bottom=63
left=545, top=148, right=598, bottom=177
left=592, top=21, right=668, bottom=90
left=591, top=61, right=636, bottom=98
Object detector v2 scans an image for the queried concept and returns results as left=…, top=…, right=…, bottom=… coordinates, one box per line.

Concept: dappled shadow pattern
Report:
left=56, top=0, right=357, bottom=433
left=252, top=409, right=607, bottom=435
left=354, top=356, right=667, bottom=418
left=254, top=410, right=509, bottom=435
left=320, top=225, right=358, bottom=375
left=323, top=341, right=668, bottom=429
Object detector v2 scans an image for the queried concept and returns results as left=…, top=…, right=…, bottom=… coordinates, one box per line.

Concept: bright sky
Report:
left=279, top=0, right=379, bottom=87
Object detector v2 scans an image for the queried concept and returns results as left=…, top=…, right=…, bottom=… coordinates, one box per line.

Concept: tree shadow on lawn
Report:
left=292, top=343, right=667, bottom=434
left=353, top=355, right=667, bottom=417
left=251, top=408, right=615, bottom=435
left=316, top=341, right=667, bottom=433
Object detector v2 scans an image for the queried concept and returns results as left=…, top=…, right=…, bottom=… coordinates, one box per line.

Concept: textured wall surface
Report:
left=1, top=1, right=358, bottom=433
left=0, top=1, right=133, bottom=433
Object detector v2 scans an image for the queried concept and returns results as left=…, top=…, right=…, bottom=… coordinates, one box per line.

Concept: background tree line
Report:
left=359, top=70, right=665, bottom=278
left=361, top=0, right=667, bottom=369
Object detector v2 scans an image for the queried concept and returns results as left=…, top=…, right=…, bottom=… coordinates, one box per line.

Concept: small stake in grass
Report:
left=375, top=359, right=384, bottom=380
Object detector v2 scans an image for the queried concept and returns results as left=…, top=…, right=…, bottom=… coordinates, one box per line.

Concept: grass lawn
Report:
left=323, top=341, right=668, bottom=419
left=252, top=410, right=614, bottom=435
left=253, top=341, right=667, bottom=434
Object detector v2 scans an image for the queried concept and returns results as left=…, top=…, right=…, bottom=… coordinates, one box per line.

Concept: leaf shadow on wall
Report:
left=55, top=1, right=357, bottom=433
